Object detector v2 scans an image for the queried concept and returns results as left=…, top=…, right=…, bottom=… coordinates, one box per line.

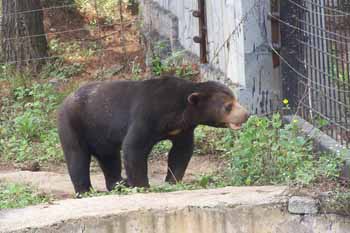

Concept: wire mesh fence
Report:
left=280, top=0, right=350, bottom=147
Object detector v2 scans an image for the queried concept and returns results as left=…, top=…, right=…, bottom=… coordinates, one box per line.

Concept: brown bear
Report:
left=58, top=76, right=249, bottom=195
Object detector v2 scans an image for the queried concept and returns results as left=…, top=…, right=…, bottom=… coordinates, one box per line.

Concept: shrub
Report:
left=225, top=113, right=344, bottom=186
left=0, top=183, right=51, bottom=209
left=0, top=81, right=64, bottom=163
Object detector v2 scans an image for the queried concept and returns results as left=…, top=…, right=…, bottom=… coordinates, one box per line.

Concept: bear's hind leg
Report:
left=95, top=148, right=124, bottom=191
left=58, top=115, right=92, bottom=195
left=61, top=142, right=92, bottom=195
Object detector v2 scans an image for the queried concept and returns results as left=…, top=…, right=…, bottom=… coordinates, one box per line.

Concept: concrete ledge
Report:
left=1, top=186, right=350, bottom=233
left=283, top=115, right=350, bottom=180
left=1, top=186, right=286, bottom=232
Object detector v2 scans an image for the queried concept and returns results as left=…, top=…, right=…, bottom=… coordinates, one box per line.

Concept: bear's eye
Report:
left=225, top=103, right=233, bottom=113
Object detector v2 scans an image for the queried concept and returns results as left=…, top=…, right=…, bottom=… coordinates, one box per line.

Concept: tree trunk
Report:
left=1, top=0, right=48, bottom=73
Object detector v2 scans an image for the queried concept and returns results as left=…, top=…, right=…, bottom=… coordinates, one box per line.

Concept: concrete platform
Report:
left=1, top=186, right=350, bottom=233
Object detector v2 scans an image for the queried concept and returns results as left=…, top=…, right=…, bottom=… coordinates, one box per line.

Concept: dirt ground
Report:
left=0, top=154, right=225, bottom=199
left=0, top=5, right=221, bottom=200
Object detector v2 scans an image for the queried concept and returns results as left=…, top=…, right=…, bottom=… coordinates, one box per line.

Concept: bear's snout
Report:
left=226, top=102, right=250, bottom=130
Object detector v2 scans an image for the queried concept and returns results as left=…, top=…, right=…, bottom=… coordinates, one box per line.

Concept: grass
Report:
left=150, top=42, right=199, bottom=79
left=323, top=190, right=350, bottom=215
left=0, top=70, right=65, bottom=163
left=315, top=184, right=350, bottom=216
left=82, top=173, right=228, bottom=198
left=0, top=183, right=51, bottom=209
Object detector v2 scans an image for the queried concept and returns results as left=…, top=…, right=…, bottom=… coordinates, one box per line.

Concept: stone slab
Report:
left=0, top=186, right=286, bottom=232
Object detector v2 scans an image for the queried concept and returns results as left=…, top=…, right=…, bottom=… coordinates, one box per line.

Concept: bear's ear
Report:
left=187, top=92, right=201, bottom=105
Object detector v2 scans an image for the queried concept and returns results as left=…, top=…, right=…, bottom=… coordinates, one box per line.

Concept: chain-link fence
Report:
left=280, top=0, right=350, bottom=147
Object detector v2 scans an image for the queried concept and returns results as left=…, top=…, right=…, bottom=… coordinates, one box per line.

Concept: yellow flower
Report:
left=282, top=99, right=289, bottom=105
left=292, top=119, right=298, bottom=124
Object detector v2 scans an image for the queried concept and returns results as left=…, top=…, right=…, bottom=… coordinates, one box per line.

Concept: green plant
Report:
left=0, top=78, right=64, bottom=163
left=151, top=55, right=167, bottom=76
left=75, top=0, right=119, bottom=23
left=42, top=61, right=84, bottom=80
left=150, top=44, right=197, bottom=78
left=194, top=126, right=230, bottom=155
left=131, top=60, right=142, bottom=80
left=0, top=64, right=14, bottom=80
left=0, top=183, right=51, bottom=209
left=82, top=173, right=228, bottom=198
left=45, top=40, right=88, bottom=80
left=315, top=117, right=330, bottom=129
left=80, top=182, right=191, bottom=197
left=314, top=152, right=345, bottom=180
left=194, top=173, right=229, bottom=188
left=147, top=182, right=197, bottom=193
left=226, top=113, right=344, bottom=186
left=49, top=39, right=98, bottom=57
left=151, top=140, right=172, bottom=157
left=48, top=39, right=63, bottom=54
left=321, top=189, right=350, bottom=216
left=175, top=64, right=197, bottom=77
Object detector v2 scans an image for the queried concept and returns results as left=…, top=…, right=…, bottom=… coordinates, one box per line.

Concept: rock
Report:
left=19, top=161, right=40, bottom=172
left=288, top=196, right=319, bottom=214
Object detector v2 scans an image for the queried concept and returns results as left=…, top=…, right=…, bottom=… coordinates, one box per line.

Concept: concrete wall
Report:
left=140, top=0, right=282, bottom=114
left=205, top=0, right=245, bottom=86
left=240, top=0, right=282, bottom=114
left=151, top=0, right=199, bottom=56
left=2, top=186, right=350, bottom=233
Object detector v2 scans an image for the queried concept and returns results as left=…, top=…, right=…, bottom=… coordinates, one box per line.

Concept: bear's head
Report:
left=187, top=81, right=250, bottom=130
